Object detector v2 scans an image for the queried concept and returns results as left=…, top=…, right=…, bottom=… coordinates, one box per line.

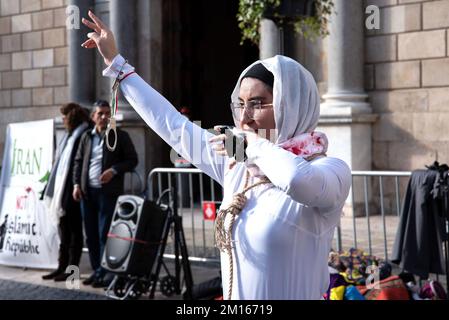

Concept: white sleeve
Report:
left=245, top=138, right=351, bottom=208
left=103, top=55, right=227, bottom=186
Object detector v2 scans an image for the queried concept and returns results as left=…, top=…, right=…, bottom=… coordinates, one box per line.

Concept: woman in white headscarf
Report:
left=81, top=11, right=351, bottom=300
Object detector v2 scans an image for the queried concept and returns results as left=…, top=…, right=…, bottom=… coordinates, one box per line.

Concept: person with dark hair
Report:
left=81, top=11, right=351, bottom=299
left=42, top=103, right=91, bottom=281
left=72, top=99, right=138, bottom=288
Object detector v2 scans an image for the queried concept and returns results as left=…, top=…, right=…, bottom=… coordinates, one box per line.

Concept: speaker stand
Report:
left=149, top=174, right=194, bottom=299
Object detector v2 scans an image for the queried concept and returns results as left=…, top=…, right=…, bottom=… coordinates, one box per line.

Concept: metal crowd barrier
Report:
left=146, top=169, right=413, bottom=264
left=147, top=168, right=222, bottom=265
left=334, top=171, right=412, bottom=260
left=340, top=171, right=447, bottom=287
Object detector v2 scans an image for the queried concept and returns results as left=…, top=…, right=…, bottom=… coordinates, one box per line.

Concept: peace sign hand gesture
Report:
left=81, top=10, right=118, bottom=66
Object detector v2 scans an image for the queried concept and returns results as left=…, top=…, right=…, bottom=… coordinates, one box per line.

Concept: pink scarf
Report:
left=242, top=131, right=328, bottom=177
left=279, top=131, right=328, bottom=158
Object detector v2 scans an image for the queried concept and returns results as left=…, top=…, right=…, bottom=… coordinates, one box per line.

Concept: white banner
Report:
left=0, top=119, right=59, bottom=269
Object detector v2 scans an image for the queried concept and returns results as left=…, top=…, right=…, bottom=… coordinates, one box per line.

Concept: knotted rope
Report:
left=214, top=170, right=272, bottom=300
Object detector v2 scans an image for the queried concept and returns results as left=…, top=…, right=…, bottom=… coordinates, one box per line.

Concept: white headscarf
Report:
left=230, top=55, right=321, bottom=144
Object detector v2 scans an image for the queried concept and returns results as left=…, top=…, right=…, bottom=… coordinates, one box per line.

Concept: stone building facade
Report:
left=366, top=0, right=449, bottom=171
left=0, top=0, right=448, bottom=208
left=0, top=0, right=69, bottom=158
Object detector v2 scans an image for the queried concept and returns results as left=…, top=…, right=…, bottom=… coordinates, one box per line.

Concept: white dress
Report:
left=104, top=55, right=352, bottom=300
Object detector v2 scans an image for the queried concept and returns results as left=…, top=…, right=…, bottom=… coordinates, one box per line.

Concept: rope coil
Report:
left=214, top=170, right=271, bottom=300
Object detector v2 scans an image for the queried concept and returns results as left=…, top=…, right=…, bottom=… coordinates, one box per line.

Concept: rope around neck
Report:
left=214, top=170, right=272, bottom=300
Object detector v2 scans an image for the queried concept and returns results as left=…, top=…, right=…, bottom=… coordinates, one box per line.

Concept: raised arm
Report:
left=81, top=11, right=226, bottom=185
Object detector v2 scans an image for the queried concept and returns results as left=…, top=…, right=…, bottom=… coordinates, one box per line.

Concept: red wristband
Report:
left=120, top=71, right=136, bottom=82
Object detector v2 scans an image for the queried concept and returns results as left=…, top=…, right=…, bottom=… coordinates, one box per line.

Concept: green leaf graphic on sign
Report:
left=39, top=171, right=50, bottom=183
left=38, top=170, right=50, bottom=199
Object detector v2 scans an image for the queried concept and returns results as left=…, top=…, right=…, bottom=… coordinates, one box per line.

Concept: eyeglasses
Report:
left=230, top=100, right=273, bottom=120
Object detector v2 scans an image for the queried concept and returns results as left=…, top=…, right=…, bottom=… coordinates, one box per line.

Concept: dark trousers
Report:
left=58, top=204, right=83, bottom=270
left=80, top=187, right=117, bottom=277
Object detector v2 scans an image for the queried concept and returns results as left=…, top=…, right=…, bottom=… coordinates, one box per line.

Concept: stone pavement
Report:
left=2, top=214, right=445, bottom=299
left=0, top=278, right=108, bottom=300
left=0, top=251, right=220, bottom=300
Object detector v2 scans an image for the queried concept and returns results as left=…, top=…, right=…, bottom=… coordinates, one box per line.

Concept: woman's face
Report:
left=238, top=77, right=276, bottom=138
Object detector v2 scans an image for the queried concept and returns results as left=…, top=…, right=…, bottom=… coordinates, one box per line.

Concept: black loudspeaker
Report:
left=101, top=195, right=168, bottom=276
